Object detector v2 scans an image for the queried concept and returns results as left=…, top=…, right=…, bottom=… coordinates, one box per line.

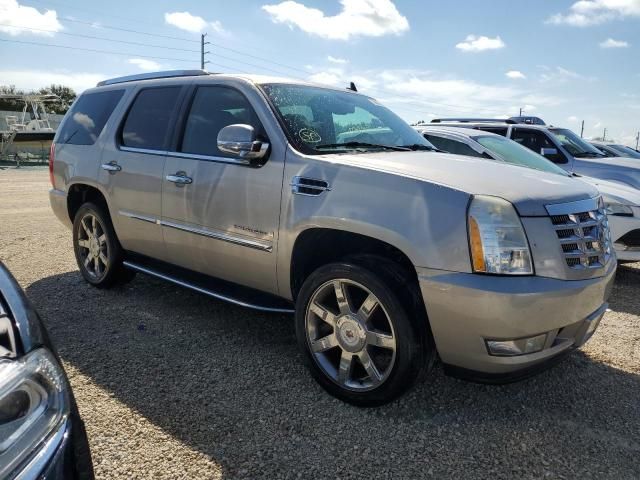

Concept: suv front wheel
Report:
left=72, top=202, right=134, bottom=288
left=295, top=261, right=431, bottom=406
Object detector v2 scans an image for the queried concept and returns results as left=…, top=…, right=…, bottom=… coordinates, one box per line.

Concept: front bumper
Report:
left=49, top=188, right=71, bottom=229
left=417, top=260, right=616, bottom=375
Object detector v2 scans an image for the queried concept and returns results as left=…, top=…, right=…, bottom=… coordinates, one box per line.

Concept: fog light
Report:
left=486, top=333, right=547, bottom=356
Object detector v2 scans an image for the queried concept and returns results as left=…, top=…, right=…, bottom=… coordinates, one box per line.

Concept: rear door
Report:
left=160, top=82, right=286, bottom=294
left=99, top=85, right=185, bottom=260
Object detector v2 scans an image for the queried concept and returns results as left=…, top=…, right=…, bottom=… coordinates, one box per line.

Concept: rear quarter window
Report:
left=57, top=89, right=124, bottom=145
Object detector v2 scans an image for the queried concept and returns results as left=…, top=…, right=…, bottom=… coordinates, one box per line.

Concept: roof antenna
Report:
left=348, top=82, right=357, bottom=92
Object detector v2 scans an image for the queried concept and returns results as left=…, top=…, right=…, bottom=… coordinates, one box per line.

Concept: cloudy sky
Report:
left=1, top=0, right=638, bottom=145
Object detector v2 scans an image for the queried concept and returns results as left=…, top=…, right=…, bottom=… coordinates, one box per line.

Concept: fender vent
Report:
left=291, top=176, right=331, bottom=196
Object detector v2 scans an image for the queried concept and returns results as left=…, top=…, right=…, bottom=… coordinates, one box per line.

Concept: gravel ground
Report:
left=1, top=167, right=639, bottom=479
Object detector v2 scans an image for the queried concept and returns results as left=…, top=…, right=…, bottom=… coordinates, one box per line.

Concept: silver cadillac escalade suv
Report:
left=49, top=70, right=616, bottom=406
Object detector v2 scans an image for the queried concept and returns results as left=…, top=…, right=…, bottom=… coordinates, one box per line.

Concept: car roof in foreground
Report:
left=93, top=70, right=365, bottom=96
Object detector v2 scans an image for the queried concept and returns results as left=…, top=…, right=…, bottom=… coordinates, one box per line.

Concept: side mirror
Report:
left=217, top=124, right=269, bottom=162
left=541, top=147, right=558, bottom=157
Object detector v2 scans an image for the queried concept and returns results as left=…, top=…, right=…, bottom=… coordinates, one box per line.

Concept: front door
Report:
left=161, top=83, right=285, bottom=294
left=509, top=127, right=572, bottom=171
left=100, top=85, right=183, bottom=261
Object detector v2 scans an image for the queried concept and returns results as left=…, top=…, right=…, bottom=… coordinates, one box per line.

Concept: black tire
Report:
left=72, top=202, right=134, bottom=288
left=295, top=259, right=434, bottom=407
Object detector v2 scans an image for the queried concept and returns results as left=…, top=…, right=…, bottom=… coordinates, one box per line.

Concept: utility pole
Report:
left=519, top=107, right=523, bottom=116
left=200, top=33, right=210, bottom=70
left=636, top=131, right=639, bottom=150
left=603, top=127, right=607, bottom=142
left=580, top=120, right=584, bottom=138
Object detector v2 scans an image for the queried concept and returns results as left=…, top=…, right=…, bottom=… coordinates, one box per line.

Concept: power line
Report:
left=27, top=0, right=164, bottom=28
left=0, top=37, right=248, bottom=74
left=0, top=23, right=200, bottom=52
left=60, top=16, right=200, bottom=43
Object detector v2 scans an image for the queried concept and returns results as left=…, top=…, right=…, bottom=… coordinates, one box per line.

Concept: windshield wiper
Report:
left=401, top=144, right=440, bottom=152
left=574, top=152, right=604, bottom=158
left=314, top=142, right=410, bottom=152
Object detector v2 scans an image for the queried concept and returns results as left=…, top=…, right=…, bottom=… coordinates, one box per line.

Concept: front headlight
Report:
left=468, top=195, right=533, bottom=275
left=0, top=348, right=70, bottom=479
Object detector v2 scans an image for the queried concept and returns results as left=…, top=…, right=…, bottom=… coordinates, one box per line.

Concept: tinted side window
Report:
left=424, top=135, right=484, bottom=158
left=58, top=90, right=124, bottom=145
left=511, top=128, right=568, bottom=164
left=121, top=87, right=181, bottom=150
left=477, top=127, right=508, bottom=136
left=180, top=86, right=264, bottom=157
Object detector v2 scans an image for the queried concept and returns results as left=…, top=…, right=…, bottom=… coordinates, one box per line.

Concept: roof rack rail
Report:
left=97, top=69, right=211, bottom=87
left=431, top=118, right=516, bottom=124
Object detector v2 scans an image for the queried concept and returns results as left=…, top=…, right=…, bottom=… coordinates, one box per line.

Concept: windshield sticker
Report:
left=299, top=128, right=321, bottom=143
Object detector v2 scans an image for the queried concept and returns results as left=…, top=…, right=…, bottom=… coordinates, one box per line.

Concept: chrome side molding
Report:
left=122, top=261, right=294, bottom=314
left=161, top=220, right=273, bottom=252
left=118, top=212, right=272, bottom=251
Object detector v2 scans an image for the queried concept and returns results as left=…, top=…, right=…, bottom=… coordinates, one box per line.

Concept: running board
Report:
left=123, top=260, right=295, bottom=314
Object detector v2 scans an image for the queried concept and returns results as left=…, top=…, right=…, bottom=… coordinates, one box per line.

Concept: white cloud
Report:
left=308, top=71, right=342, bottom=86
left=600, top=38, right=629, bottom=48
left=0, top=0, right=62, bottom=36
left=0, top=69, right=105, bottom=92
left=506, top=70, right=526, bottom=79
left=366, top=69, right=561, bottom=115
left=128, top=58, right=163, bottom=72
left=538, top=66, right=594, bottom=83
left=328, top=55, right=348, bottom=64
left=546, top=0, right=640, bottom=26
left=455, top=35, right=505, bottom=52
left=567, top=115, right=579, bottom=122
left=164, top=11, right=227, bottom=35
left=262, top=0, right=409, bottom=40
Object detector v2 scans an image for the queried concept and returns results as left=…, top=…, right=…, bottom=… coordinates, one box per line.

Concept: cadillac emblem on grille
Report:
left=550, top=200, right=612, bottom=270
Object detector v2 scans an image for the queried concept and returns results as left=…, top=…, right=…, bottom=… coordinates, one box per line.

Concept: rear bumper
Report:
left=49, top=188, right=71, bottom=229
left=417, top=261, right=616, bottom=375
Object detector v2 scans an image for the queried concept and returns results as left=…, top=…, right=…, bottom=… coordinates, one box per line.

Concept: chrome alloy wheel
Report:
left=77, top=213, right=109, bottom=279
left=305, top=279, right=397, bottom=391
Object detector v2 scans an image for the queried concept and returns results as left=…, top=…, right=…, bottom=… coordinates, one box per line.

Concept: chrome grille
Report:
left=550, top=201, right=612, bottom=270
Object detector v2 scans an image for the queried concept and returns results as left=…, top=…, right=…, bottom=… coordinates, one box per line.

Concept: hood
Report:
left=579, top=175, right=640, bottom=207
left=317, top=150, right=599, bottom=216
left=578, top=156, right=640, bottom=169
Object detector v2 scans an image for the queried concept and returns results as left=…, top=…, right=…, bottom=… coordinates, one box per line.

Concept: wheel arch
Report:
left=66, top=182, right=111, bottom=223
left=287, top=226, right=421, bottom=303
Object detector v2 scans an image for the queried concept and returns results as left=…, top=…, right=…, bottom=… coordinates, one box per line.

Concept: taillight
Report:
left=49, top=142, right=55, bottom=188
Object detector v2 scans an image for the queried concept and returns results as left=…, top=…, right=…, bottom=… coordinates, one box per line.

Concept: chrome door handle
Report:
left=101, top=162, right=121, bottom=172
left=166, top=173, right=192, bottom=185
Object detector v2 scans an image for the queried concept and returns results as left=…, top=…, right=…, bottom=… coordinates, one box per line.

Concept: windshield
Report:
left=611, top=145, right=640, bottom=159
left=549, top=128, right=604, bottom=158
left=473, top=135, right=569, bottom=176
left=260, top=84, right=434, bottom=155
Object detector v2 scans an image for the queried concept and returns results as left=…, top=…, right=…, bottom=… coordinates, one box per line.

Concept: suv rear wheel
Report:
left=72, top=202, right=134, bottom=288
left=295, top=260, right=432, bottom=406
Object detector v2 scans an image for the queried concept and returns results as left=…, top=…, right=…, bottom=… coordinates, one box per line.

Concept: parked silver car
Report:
left=428, top=120, right=640, bottom=190
left=417, top=125, right=640, bottom=262
left=591, top=141, right=640, bottom=160
left=49, top=70, right=615, bottom=405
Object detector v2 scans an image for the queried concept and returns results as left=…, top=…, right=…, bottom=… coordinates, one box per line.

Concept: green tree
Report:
left=0, top=85, right=25, bottom=111
left=38, top=84, right=77, bottom=113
